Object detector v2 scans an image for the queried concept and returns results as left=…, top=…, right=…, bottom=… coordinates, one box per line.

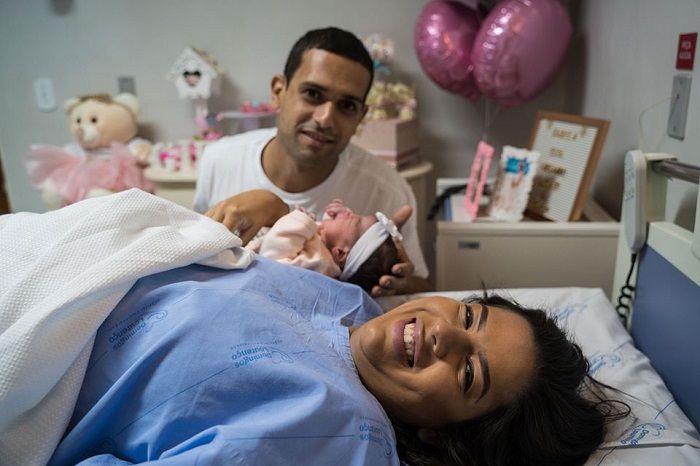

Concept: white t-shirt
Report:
left=193, top=128, right=428, bottom=278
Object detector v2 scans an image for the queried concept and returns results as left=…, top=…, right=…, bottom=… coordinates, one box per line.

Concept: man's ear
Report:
left=331, top=246, right=349, bottom=268
left=417, top=428, right=445, bottom=446
left=270, top=74, right=286, bottom=109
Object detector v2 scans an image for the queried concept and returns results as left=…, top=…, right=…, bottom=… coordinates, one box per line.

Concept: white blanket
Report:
left=0, top=189, right=253, bottom=466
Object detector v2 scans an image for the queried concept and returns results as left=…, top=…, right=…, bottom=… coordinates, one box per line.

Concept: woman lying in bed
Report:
left=46, top=195, right=625, bottom=466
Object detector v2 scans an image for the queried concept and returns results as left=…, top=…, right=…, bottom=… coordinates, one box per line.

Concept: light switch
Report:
left=118, top=76, right=136, bottom=95
left=667, top=74, right=692, bottom=140
left=34, top=78, right=56, bottom=112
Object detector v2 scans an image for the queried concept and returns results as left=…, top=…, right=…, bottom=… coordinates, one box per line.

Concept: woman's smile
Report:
left=392, top=318, right=412, bottom=366
left=392, top=317, right=425, bottom=368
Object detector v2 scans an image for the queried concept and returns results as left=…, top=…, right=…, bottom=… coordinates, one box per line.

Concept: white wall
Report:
left=1, top=0, right=697, bottom=229
left=579, top=0, right=699, bottom=227
left=0, top=0, right=572, bottom=213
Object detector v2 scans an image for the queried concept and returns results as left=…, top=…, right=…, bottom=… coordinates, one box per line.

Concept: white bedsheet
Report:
left=379, top=287, right=700, bottom=466
left=0, top=189, right=253, bottom=466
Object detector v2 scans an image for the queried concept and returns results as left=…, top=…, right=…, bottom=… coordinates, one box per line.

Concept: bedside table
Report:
left=435, top=203, right=620, bottom=297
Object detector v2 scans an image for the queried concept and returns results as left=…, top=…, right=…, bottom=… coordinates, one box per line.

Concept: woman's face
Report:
left=350, top=297, right=536, bottom=428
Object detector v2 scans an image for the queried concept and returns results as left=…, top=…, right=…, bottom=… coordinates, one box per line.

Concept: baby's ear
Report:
left=331, top=246, right=349, bottom=268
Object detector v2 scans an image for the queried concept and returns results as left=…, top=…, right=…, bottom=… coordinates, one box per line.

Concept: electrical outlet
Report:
left=118, top=76, right=136, bottom=95
left=34, top=78, right=56, bottom=112
left=667, top=74, right=691, bottom=140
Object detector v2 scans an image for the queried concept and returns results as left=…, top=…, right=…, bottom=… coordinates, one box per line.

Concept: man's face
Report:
left=271, top=49, right=370, bottom=169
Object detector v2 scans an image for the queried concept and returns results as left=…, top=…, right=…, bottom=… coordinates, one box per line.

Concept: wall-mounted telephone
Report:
left=623, top=150, right=647, bottom=252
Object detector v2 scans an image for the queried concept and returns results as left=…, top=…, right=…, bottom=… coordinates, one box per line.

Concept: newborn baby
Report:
left=247, top=199, right=401, bottom=292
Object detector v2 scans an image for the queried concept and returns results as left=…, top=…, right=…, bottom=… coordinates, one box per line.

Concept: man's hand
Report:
left=371, top=239, right=415, bottom=297
left=206, top=189, right=289, bottom=244
left=370, top=204, right=429, bottom=298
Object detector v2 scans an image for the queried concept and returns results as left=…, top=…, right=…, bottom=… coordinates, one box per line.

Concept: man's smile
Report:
left=299, top=128, right=335, bottom=144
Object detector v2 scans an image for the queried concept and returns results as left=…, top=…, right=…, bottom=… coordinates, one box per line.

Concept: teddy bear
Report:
left=26, top=92, right=153, bottom=209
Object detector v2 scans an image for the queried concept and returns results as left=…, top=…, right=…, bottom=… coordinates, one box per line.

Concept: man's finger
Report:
left=221, top=211, right=240, bottom=231
left=392, top=262, right=414, bottom=277
left=393, top=239, right=411, bottom=263
left=392, top=205, right=413, bottom=229
left=206, top=206, right=221, bottom=221
left=371, top=284, right=397, bottom=298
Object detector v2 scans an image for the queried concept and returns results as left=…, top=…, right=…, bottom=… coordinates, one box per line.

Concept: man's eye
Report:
left=340, top=100, right=358, bottom=114
left=465, top=359, right=474, bottom=392
left=303, top=89, right=322, bottom=101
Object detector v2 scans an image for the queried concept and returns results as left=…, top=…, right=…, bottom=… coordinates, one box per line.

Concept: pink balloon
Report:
left=472, top=0, right=573, bottom=107
left=414, top=0, right=481, bottom=101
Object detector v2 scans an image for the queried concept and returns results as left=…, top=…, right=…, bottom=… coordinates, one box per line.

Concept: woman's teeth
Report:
left=404, top=322, right=415, bottom=366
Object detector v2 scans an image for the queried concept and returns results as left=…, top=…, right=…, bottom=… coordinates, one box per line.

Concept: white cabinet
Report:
left=435, top=208, right=620, bottom=297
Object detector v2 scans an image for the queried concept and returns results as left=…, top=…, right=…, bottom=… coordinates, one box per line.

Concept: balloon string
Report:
left=482, top=99, right=498, bottom=142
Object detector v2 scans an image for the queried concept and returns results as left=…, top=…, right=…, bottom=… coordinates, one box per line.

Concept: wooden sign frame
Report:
left=526, top=111, right=610, bottom=222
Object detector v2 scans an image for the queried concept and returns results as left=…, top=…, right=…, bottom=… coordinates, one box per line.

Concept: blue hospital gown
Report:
left=49, top=257, right=399, bottom=466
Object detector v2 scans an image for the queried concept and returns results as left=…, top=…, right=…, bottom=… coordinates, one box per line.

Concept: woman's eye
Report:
left=76, top=117, right=81, bottom=124
left=91, top=116, right=98, bottom=124
left=465, top=359, right=474, bottom=392
left=464, top=305, right=474, bottom=329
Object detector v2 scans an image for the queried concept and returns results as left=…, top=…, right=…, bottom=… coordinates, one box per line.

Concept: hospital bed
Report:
left=1, top=156, right=698, bottom=465
left=379, top=154, right=700, bottom=465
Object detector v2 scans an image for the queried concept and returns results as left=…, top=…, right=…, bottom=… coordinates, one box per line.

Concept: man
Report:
left=194, top=27, right=430, bottom=295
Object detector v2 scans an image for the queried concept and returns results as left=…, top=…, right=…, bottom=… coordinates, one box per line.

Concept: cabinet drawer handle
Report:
left=458, top=241, right=480, bottom=250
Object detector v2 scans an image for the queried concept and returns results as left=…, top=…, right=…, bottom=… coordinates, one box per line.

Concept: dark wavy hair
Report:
left=392, top=293, right=630, bottom=466
left=283, top=27, right=374, bottom=100
left=346, top=237, right=398, bottom=293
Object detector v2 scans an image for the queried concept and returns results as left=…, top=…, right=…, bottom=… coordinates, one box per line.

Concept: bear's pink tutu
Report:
left=26, top=143, right=154, bottom=206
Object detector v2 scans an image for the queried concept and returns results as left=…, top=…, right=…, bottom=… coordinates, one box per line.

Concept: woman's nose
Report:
left=430, top=319, right=470, bottom=360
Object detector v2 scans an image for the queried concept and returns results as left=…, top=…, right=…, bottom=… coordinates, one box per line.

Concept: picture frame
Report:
left=526, top=111, right=610, bottom=222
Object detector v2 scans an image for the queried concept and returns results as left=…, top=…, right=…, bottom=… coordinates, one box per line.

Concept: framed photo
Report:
left=526, top=111, right=610, bottom=222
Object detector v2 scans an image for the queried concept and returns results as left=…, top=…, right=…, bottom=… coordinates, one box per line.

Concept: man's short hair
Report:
left=283, top=27, right=374, bottom=99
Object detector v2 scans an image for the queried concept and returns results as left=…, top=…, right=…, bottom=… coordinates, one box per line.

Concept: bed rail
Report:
left=651, top=159, right=700, bottom=184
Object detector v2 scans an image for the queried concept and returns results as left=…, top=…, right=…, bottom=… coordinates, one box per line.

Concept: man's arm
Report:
left=206, top=189, right=290, bottom=244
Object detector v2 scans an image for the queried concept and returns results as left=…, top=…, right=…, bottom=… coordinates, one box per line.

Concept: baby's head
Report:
left=318, top=200, right=400, bottom=292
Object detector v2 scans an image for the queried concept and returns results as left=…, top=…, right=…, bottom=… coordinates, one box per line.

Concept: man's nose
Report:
left=313, top=101, right=335, bottom=128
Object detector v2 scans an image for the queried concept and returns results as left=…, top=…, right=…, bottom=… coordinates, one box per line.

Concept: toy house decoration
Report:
left=167, top=47, right=223, bottom=100
left=167, top=47, right=225, bottom=140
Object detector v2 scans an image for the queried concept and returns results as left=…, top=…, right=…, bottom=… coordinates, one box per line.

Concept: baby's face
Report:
left=319, top=210, right=376, bottom=250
